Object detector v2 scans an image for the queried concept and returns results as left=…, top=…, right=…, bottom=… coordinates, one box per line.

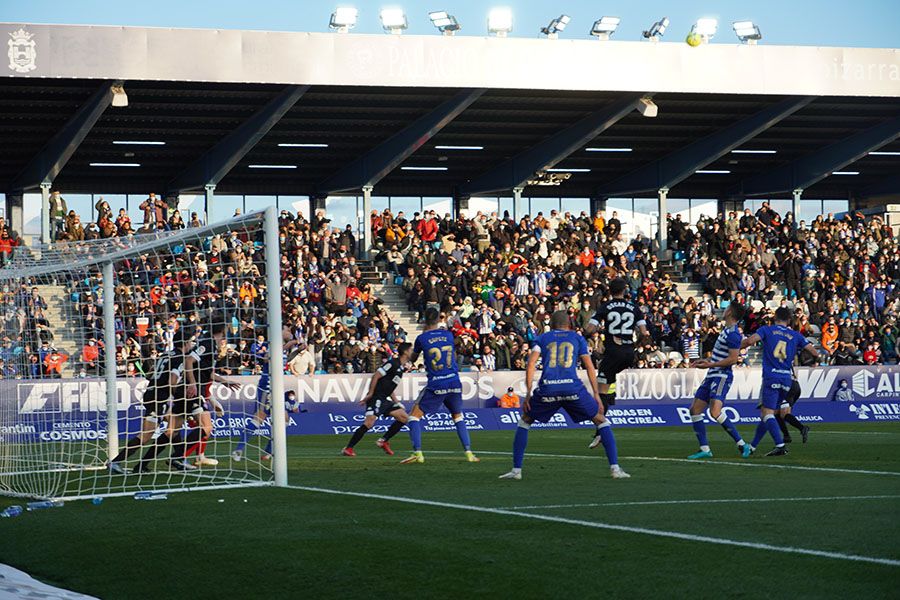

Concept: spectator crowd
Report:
left=0, top=189, right=897, bottom=382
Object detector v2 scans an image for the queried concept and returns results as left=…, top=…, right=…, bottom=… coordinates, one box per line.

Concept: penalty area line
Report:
left=502, top=494, right=900, bottom=510
left=286, top=484, right=900, bottom=567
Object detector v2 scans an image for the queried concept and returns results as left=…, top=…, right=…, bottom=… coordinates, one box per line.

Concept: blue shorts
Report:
left=527, top=386, right=599, bottom=423
left=416, top=387, right=463, bottom=415
left=761, top=379, right=792, bottom=410
left=256, top=375, right=271, bottom=413
left=695, top=373, right=732, bottom=404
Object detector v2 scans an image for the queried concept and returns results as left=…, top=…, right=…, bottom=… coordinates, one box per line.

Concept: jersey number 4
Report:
left=546, top=341, right=574, bottom=368
left=607, top=312, right=634, bottom=336
left=427, top=345, right=454, bottom=370
left=773, top=340, right=788, bottom=360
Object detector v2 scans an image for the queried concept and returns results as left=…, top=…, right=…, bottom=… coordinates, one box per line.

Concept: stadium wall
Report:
left=3, top=366, right=899, bottom=440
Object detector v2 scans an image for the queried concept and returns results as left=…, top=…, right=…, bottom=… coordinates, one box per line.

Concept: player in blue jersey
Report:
left=232, top=334, right=298, bottom=462
left=686, top=303, right=748, bottom=459
left=741, top=307, right=819, bottom=457
left=400, top=307, right=479, bottom=464
left=499, top=311, right=629, bottom=480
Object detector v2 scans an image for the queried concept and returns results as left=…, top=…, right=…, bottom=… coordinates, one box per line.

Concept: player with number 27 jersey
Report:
left=401, top=307, right=479, bottom=465
left=413, top=328, right=462, bottom=412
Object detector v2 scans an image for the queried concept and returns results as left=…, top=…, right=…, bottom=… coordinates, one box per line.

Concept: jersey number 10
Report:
left=546, top=341, right=574, bottom=368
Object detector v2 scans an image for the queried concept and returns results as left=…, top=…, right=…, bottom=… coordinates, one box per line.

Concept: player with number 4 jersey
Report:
left=401, top=307, right=478, bottom=465
left=741, top=307, right=818, bottom=457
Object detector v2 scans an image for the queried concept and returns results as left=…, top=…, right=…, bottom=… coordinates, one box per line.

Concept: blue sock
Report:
left=598, top=422, right=618, bottom=466
left=454, top=419, right=471, bottom=451
left=264, top=439, right=272, bottom=456
left=751, top=420, right=767, bottom=447
left=408, top=418, right=422, bottom=451
left=764, top=415, right=785, bottom=446
left=716, top=414, right=743, bottom=444
left=236, top=418, right=258, bottom=452
left=691, top=415, right=708, bottom=448
left=512, top=425, right=529, bottom=469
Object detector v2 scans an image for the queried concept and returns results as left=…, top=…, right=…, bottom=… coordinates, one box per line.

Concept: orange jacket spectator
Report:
left=44, top=351, right=69, bottom=376
left=239, top=282, right=258, bottom=303
left=593, top=215, right=606, bottom=232
left=498, top=388, right=520, bottom=408
left=821, top=321, right=839, bottom=353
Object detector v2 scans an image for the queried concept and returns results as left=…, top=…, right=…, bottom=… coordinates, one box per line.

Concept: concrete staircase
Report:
left=357, top=259, right=426, bottom=343
left=37, top=284, right=82, bottom=376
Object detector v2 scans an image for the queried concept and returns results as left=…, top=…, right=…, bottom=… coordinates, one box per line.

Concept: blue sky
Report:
left=2, top=0, right=897, bottom=47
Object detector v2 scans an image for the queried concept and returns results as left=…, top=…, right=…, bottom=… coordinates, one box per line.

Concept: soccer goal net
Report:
left=0, top=206, right=287, bottom=501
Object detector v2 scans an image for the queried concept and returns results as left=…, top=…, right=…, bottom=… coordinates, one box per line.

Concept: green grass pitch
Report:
left=2, top=423, right=899, bottom=599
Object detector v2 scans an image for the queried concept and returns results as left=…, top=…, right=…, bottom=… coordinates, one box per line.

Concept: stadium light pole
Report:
left=540, top=15, right=570, bottom=39
left=488, top=7, right=513, bottom=37
left=103, top=261, right=120, bottom=460
left=792, top=188, right=803, bottom=221
left=429, top=11, right=461, bottom=35
left=264, top=205, right=288, bottom=487
left=733, top=20, right=762, bottom=44
left=642, top=16, right=669, bottom=42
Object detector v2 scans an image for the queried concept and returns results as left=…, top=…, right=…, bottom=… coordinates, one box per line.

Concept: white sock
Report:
left=700, top=445, right=711, bottom=452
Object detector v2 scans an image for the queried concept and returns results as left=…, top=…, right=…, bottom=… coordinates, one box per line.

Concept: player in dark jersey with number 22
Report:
left=585, top=278, right=649, bottom=448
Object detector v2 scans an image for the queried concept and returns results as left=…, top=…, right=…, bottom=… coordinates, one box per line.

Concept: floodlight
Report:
left=691, top=18, right=718, bottom=42
left=488, top=7, right=513, bottom=36
left=429, top=11, right=461, bottom=34
left=637, top=97, right=658, bottom=118
left=329, top=7, right=358, bottom=32
left=540, top=15, right=570, bottom=38
left=590, top=16, right=620, bottom=40
left=733, top=20, right=761, bottom=44
left=110, top=84, right=128, bottom=108
left=380, top=8, right=408, bottom=34
left=642, top=17, right=669, bottom=41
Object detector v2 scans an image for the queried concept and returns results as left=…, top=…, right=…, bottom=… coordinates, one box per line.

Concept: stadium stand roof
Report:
left=2, top=23, right=899, bottom=207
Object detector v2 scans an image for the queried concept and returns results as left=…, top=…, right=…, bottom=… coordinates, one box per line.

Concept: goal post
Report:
left=0, top=206, right=286, bottom=500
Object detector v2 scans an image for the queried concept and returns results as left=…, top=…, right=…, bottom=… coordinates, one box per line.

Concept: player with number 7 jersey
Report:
left=400, top=307, right=479, bottom=465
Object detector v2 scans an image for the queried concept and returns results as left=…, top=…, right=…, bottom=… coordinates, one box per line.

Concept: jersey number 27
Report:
left=428, top=345, right=454, bottom=370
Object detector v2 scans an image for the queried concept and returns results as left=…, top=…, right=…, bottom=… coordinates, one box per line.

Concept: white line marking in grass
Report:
left=287, top=484, right=900, bottom=567
left=502, top=494, right=900, bottom=510
left=624, top=455, right=900, bottom=477
left=812, top=431, right=899, bottom=436
left=461, top=450, right=900, bottom=477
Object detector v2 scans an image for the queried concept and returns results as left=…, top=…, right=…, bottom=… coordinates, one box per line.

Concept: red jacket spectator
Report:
left=416, top=218, right=438, bottom=242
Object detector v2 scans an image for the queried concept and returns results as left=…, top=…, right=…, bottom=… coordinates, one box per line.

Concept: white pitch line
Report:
left=287, top=484, right=900, bottom=567
left=624, top=455, right=900, bottom=477
left=463, top=450, right=900, bottom=477
left=503, top=494, right=900, bottom=510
